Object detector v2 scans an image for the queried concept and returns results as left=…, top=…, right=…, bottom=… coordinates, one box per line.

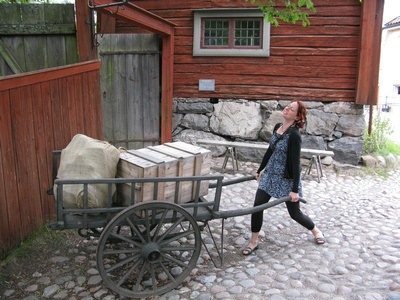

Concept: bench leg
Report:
left=222, top=151, right=229, bottom=171
left=304, top=156, right=313, bottom=176
left=303, top=155, right=321, bottom=183
left=315, top=155, right=321, bottom=183
left=232, top=147, right=239, bottom=171
left=222, top=147, right=239, bottom=172
left=316, top=155, right=323, bottom=178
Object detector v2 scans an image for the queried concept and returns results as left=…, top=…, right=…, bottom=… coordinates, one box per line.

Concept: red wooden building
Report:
left=82, top=0, right=383, bottom=145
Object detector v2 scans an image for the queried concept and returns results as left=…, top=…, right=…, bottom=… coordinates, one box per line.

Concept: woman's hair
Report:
left=293, top=100, right=307, bottom=129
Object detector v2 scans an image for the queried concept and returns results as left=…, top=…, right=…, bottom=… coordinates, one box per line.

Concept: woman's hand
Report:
left=255, top=169, right=264, bottom=182
left=289, top=192, right=299, bottom=202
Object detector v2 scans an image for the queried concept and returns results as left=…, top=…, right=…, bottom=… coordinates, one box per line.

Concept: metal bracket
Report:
left=88, top=0, right=130, bottom=10
left=87, top=0, right=129, bottom=48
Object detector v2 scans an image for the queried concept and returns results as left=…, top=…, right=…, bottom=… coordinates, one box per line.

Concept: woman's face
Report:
left=282, top=102, right=299, bottom=122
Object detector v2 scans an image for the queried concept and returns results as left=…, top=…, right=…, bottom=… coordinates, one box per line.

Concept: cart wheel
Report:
left=96, top=201, right=201, bottom=298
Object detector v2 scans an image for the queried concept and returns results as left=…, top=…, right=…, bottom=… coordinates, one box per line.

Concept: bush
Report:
left=363, top=115, right=394, bottom=155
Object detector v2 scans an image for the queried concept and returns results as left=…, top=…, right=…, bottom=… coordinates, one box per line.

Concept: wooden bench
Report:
left=197, top=139, right=334, bottom=182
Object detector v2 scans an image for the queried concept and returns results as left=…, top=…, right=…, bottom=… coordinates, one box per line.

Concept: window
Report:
left=193, top=9, right=270, bottom=57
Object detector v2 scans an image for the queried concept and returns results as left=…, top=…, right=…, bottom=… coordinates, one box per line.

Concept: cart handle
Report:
left=213, top=196, right=306, bottom=219
left=209, top=175, right=256, bottom=188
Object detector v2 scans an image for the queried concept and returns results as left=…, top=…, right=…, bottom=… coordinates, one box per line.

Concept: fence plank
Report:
left=1, top=36, right=27, bottom=73
left=0, top=90, right=20, bottom=256
left=31, top=83, right=54, bottom=219
left=0, top=38, right=24, bottom=73
left=10, top=87, right=37, bottom=237
left=24, top=35, right=47, bottom=72
left=72, top=74, right=86, bottom=136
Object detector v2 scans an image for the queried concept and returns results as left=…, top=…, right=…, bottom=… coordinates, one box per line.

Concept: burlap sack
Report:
left=55, top=134, right=120, bottom=209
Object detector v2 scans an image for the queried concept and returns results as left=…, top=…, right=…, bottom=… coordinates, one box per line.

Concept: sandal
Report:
left=315, top=236, right=325, bottom=245
left=242, top=244, right=259, bottom=256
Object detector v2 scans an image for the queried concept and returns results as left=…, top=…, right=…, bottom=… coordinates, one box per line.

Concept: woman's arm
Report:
left=287, top=129, right=302, bottom=193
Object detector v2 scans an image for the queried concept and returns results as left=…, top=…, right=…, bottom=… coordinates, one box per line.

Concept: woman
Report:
left=242, top=101, right=325, bottom=256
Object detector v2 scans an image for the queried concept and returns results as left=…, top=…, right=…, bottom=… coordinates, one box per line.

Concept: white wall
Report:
left=378, top=25, right=400, bottom=143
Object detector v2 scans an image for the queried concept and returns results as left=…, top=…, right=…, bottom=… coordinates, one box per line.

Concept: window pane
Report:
left=203, top=19, right=229, bottom=46
left=234, top=19, right=261, bottom=47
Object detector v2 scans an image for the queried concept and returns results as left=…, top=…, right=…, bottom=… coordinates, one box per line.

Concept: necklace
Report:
left=277, top=123, right=293, bottom=135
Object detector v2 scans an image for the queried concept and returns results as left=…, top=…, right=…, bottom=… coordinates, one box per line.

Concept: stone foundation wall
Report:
left=172, top=98, right=365, bottom=165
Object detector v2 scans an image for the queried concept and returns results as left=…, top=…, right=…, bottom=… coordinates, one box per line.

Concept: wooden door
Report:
left=99, top=34, right=160, bottom=149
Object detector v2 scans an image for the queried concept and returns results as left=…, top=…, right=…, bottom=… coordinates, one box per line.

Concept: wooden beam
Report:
left=355, top=0, right=384, bottom=105
left=75, top=0, right=98, bottom=62
left=92, top=0, right=175, bottom=36
left=161, top=35, right=174, bottom=143
left=0, top=60, right=100, bottom=92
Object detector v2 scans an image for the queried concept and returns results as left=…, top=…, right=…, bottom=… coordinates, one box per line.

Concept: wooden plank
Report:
left=0, top=4, right=20, bottom=26
left=0, top=54, right=13, bottom=76
left=113, top=35, right=129, bottom=148
left=10, top=87, right=42, bottom=238
left=65, top=35, right=79, bottom=65
left=141, top=37, right=160, bottom=147
left=47, top=35, right=67, bottom=68
left=0, top=4, right=75, bottom=35
left=271, top=36, right=359, bottom=48
left=72, top=74, right=86, bottom=139
left=58, top=76, right=72, bottom=142
left=36, top=82, right=56, bottom=217
left=23, top=35, right=47, bottom=72
left=175, top=56, right=357, bottom=68
left=86, top=69, right=103, bottom=139
left=176, top=63, right=356, bottom=77
left=174, top=74, right=355, bottom=89
left=19, top=85, right=44, bottom=227
left=31, top=83, right=53, bottom=219
left=0, top=36, right=26, bottom=73
left=0, top=38, right=24, bottom=74
left=127, top=35, right=144, bottom=149
left=0, top=90, right=20, bottom=255
left=160, top=35, right=174, bottom=143
left=99, top=35, right=115, bottom=144
left=174, top=85, right=355, bottom=102
left=0, top=60, right=101, bottom=92
left=48, top=79, right=64, bottom=148
left=82, top=69, right=96, bottom=139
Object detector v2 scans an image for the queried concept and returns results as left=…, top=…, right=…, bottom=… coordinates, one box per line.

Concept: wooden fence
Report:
left=0, top=60, right=102, bottom=259
left=0, top=3, right=78, bottom=76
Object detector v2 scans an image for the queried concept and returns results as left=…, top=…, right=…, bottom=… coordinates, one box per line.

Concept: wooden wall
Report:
left=0, top=3, right=79, bottom=76
left=121, top=0, right=362, bottom=102
left=0, top=61, right=102, bottom=259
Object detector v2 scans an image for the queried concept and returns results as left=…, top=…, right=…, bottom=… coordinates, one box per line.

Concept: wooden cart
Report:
left=48, top=149, right=304, bottom=298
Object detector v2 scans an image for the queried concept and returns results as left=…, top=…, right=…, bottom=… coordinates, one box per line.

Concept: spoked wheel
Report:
left=96, top=202, right=201, bottom=298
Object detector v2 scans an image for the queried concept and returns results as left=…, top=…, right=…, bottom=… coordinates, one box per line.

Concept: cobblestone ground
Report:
left=1, top=158, right=400, bottom=300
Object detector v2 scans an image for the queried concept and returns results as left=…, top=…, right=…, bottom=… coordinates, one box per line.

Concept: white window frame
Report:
left=193, top=9, right=270, bottom=57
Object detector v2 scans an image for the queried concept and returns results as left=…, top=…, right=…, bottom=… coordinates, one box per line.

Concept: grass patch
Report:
left=386, top=140, right=400, bottom=156
left=1, top=225, right=77, bottom=266
left=363, top=114, right=400, bottom=158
